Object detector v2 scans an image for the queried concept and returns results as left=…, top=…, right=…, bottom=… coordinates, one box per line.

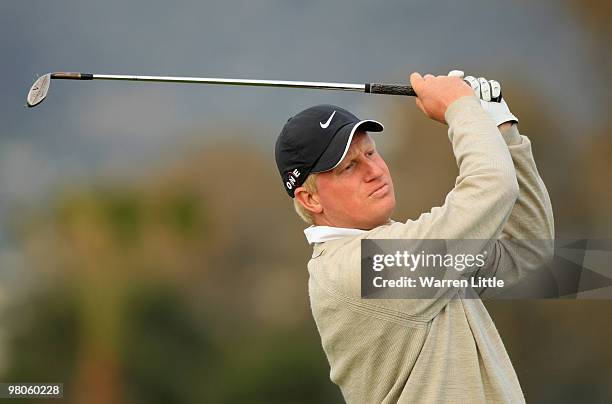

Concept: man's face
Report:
left=315, top=131, right=395, bottom=230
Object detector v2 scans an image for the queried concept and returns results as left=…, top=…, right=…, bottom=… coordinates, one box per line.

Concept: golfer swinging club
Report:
left=275, top=70, right=554, bottom=403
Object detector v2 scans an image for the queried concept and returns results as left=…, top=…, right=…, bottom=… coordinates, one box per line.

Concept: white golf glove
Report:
left=448, top=70, right=518, bottom=126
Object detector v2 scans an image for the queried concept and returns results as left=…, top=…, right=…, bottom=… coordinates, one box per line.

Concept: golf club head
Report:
left=27, top=74, right=51, bottom=107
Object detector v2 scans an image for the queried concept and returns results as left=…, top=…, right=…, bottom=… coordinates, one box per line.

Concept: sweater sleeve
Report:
left=499, top=125, right=554, bottom=242
left=472, top=125, right=555, bottom=297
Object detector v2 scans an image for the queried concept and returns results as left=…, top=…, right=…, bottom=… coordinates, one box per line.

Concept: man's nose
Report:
left=363, top=158, right=383, bottom=182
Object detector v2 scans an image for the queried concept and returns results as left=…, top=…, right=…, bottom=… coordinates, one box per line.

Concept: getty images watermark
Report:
left=361, top=239, right=612, bottom=299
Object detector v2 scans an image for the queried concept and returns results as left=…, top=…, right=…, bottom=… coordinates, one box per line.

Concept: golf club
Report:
left=26, top=72, right=502, bottom=108
left=26, top=72, right=420, bottom=108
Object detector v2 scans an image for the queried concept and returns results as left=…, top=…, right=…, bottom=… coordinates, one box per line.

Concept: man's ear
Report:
left=294, top=187, right=323, bottom=215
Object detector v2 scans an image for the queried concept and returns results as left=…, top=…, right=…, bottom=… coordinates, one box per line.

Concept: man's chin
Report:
left=362, top=207, right=395, bottom=230
left=376, top=196, right=395, bottom=218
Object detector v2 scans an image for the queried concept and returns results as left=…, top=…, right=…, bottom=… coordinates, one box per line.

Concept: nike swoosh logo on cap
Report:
left=319, top=111, right=336, bottom=129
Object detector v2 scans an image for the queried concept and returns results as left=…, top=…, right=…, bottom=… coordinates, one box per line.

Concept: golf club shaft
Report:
left=50, top=72, right=417, bottom=96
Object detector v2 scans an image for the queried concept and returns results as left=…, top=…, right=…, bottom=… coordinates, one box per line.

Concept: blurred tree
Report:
left=119, top=281, right=217, bottom=404
left=2, top=139, right=342, bottom=403
left=0, top=287, right=81, bottom=403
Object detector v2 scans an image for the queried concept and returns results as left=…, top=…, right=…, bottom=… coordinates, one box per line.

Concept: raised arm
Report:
left=369, top=73, right=519, bottom=241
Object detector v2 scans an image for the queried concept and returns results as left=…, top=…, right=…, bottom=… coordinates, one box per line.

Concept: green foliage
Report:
left=160, top=192, right=206, bottom=239
left=1, top=288, right=81, bottom=402
left=209, top=331, right=342, bottom=403
left=103, top=192, right=143, bottom=244
left=119, top=282, right=216, bottom=404
left=1, top=280, right=342, bottom=403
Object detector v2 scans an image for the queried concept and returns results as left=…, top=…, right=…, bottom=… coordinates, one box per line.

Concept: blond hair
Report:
left=293, top=173, right=318, bottom=224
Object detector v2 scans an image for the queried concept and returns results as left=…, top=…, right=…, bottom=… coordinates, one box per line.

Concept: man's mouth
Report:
left=369, top=183, right=389, bottom=198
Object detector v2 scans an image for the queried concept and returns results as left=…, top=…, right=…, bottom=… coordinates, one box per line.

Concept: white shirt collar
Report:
left=303, top=225, right=368, bottom=245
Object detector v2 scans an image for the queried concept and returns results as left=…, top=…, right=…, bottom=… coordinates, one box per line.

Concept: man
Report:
left=274, top=71, right=554, bottom=403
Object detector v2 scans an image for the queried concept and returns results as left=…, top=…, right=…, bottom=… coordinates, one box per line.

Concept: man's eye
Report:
left=366, top=150, right=376, bottom=157
left=344, top=162, right=355, bottom=171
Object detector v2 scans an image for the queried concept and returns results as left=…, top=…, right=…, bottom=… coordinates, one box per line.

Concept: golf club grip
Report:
left=366, top=83, right=416, bottom=97
left=51, top=72, right=94, bottom=80
left=367, top=81, right=503, bottom=102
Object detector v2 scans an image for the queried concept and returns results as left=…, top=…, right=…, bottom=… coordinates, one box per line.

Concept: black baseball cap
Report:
left=275, top=104, right=384, bottom=197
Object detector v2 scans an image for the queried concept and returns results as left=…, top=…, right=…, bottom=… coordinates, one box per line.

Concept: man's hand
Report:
left=448, top=70, right=519, bottom=128
left=410, top=72, right=474, bottom=124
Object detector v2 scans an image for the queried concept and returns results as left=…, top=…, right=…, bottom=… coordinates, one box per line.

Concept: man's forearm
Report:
left=473, top=125, right=555, bottom=296
left=499, top=125, right=554, bottom=241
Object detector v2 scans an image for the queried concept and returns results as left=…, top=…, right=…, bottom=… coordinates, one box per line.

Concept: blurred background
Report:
left=1, top=0, right=610, bottom=402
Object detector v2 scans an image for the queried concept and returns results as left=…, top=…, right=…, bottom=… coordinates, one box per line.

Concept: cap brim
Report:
left=310, top=119, right=384, bottom=173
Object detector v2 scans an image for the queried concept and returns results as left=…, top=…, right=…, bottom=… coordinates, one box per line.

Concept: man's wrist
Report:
left=498, top=122, right=513, bottom=132
left=499, top=123, right=522, bottom=146
left=444, top=95, right=483, bottom=127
